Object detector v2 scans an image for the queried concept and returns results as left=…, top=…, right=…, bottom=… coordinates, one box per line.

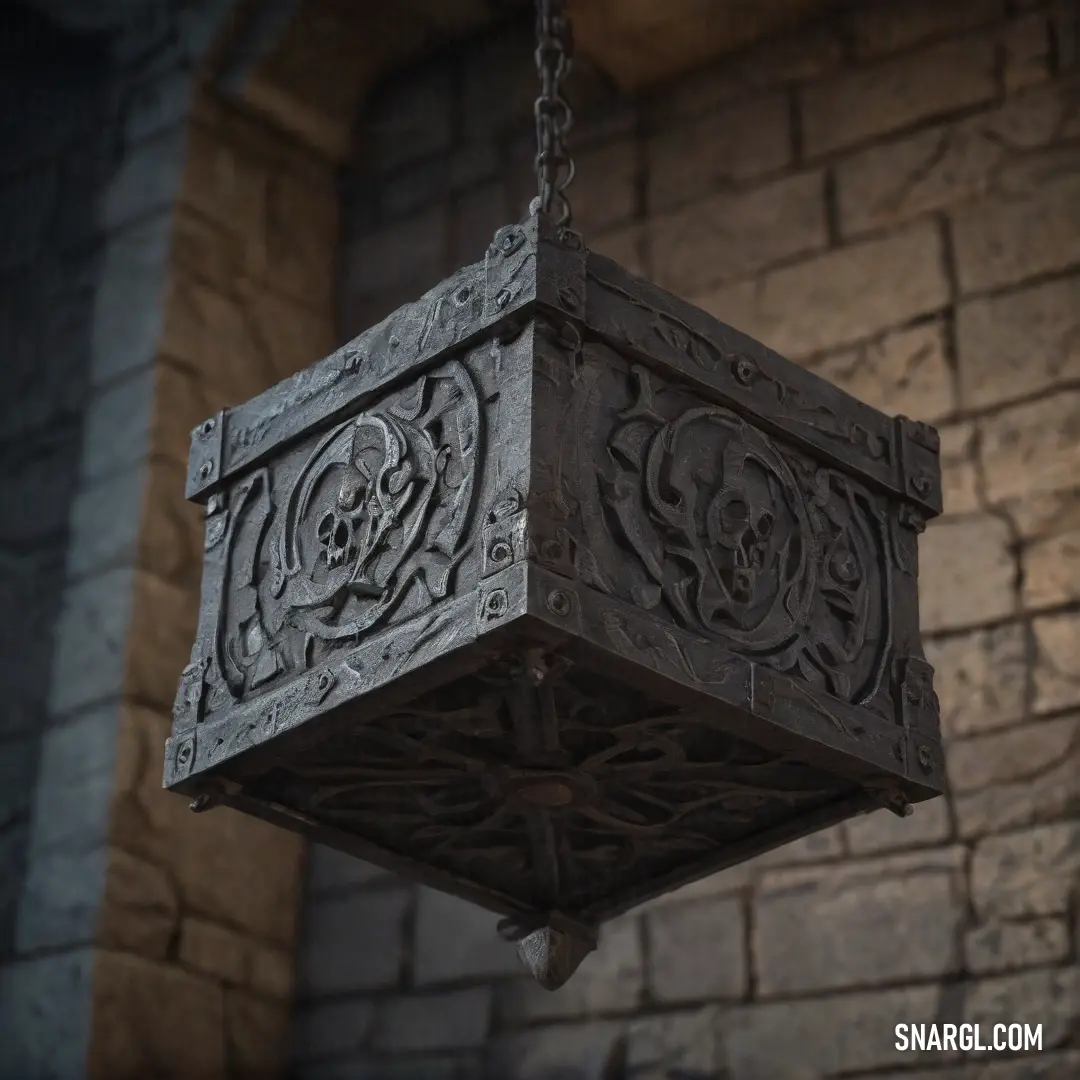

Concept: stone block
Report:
left=971, top=821, right=1080, bottom=919
left=109, top=705, right=185, bottom=865
left=297, top=887, right=411, bottom=996
left=488, top=1020, right=624, bottom=1080
left=0, top=733, right=35, bottom=831
left=646, top=895, right=746, bottom=1003
left=954, top=730, right=1080, bottom=838
left=48, top=568, right=135, bottom=718
left=0, top=823, right=28, bottom=949
left=65, top=466, right=147, bottom=582
left=962, top=967, right=1080, bottom=1049
left=0, top=162, right=57, bottom=274
left=364, top=62, right=454, bottom=172
left=565, top=138, right=638, bottom=236
left=801, top=36, right=998, bottom=158
left=224, top=989, right=291, bottom=1080
left=306, top=844, right=389, bottom=897
left=923, top=623, right=1028, bottom=739
left=0, top=949, right=94, bottom=1080
left=100, top=125, right=186, bottom=233
left=413, top=890, right=522, bottom=986
left=918, top=514, right=1017, bottom=633
left=862, top=1053, right=1080, bottom=1080
left=125, top=570, right=198, bottom=714
left=646, top=21, right=844, bottom=123
left=0, top=428, right=84, bottom=549
left=138, top=456, right=203, bottom=592
left=952, top=153, right=1080, bottom=294
left=291, top=996, right=375, bottom=1064
left=181, top=120, right=270, bottom=249
left=247, top=939, right=293, bottom=1000
left=98, top=847, right=179, bottom=960
left=1002, top=13, right=1054, bottom=93
left=340, top=206, right=448, bottom=302
left=89, top=950, right=226, bottom=1080
left=372, top=988, right=492, bottom=1053
left=178, top=916, right=248, bottom=986
left=843, top=798, right=952, bottom=855
left=14, top=845, right=107, bottom=953
left=622, top=1008, right=727, bottom=1077
left=264, top=161, right=339, bottom=309
left=451, top=181, right=510, bottom=268
left=25, top=706, right=117, bottom=855
left=836, top=80, right=1078, bottom=239
left=0, top=558, right=64, bottom=738
left=637, top=825, right=847, bottom=913
left=589, top=223, right=645, bottom=278
left=718, top=984, right=942, bottom=1078
left=697, top=222, right=949, bottom=360
left=852, top=0, right=1005, bottom=58
left=90, top=213, right=171, bottom=386
left=124, top=66, right=195, bottom=145
left=957, top=275, right=1080, bottom=411
left=1015, top=488, right=1080, bottom=610
left=168, top=805, right=304, bottom=950
left=810, top=321, right=954, bottom=424
left=646, top=92, right=791, bottom=213
left=78, top=367, right=156, bottom=485
left=649, top=171, right=826, bottom=296
left=498, top=914, right=643, bottom=1023
left=159, top=278, right=266, bottom=409
left=1032, top=611, right=1080, bottom=713
left=938, top=423, right=982, bottom=516
left=964, top=916, right=1070, bottom=974
left=948, top=714, right=1079, bottom=793
left=295, top=1053, right=483, bottom=1080
left=753, top=848, right=966, bottom=996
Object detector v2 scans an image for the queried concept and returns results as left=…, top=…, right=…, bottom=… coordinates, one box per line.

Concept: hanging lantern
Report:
left=164, top=0, right=944, bottom=990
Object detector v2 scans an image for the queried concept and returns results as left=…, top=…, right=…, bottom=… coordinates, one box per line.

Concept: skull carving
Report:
left=317, top=509, right=354, bottom=569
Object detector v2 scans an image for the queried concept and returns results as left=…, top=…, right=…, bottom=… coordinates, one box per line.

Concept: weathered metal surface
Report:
left=166, top=209, right=944, bottom=988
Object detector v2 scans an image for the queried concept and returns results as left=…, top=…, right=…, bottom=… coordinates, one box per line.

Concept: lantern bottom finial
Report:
left=515, top=925, right=595, bottom=990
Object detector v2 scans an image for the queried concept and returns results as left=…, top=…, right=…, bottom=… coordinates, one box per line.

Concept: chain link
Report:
left=533, top=0, right=575, bottom=226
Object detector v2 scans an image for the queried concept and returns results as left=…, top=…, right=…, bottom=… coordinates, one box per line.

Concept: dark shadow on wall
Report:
left=0, top=2, right=113, bottom=961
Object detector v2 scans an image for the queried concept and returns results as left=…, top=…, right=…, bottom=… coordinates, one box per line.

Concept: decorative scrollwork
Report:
left=216, top=359, right=482, bottom=699
left=245, top=655, right=843, bottom=916
left=579, top=363, right=891, bottom=706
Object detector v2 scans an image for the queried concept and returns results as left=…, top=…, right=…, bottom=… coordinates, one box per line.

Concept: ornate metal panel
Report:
left=165, top=210, right=944, bottom=987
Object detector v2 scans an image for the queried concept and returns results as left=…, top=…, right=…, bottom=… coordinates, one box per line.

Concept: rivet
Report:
left=917, top=745, right=933, bottom=770
left=490, top=540, right=513, bottom=563
left=177, top=743, right=193, bottom=765
left=496, top=289, right=512, bottom=310
left=484, top=589, right=508, bottom=618
left=199, top=418, right=216, bottom=437
left=198, top=461, right=214, bottom=480
left=547, top=590, right=571, bottom=617
left=912, top=474, right=931, bottom=495
left=733, top=357, right=758, bottom=386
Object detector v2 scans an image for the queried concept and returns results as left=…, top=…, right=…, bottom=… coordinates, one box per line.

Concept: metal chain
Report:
left=533, top=0, right=575, bottom=226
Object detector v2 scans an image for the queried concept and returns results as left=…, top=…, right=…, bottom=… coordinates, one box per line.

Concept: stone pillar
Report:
left=0, top=1, right=338, bottom=1076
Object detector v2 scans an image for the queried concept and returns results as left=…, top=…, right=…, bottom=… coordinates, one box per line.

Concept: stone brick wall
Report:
left=0, top=0, right=113, bottom=1004
left=0, top=1, right=335, bottom=1075
left=292, top=1, right=1080, bottom=1077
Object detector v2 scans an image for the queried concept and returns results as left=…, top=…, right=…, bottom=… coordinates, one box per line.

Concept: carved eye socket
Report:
left=756, top=512, right=774, bottom=538
left=721, top=498, right=749, bottom=528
